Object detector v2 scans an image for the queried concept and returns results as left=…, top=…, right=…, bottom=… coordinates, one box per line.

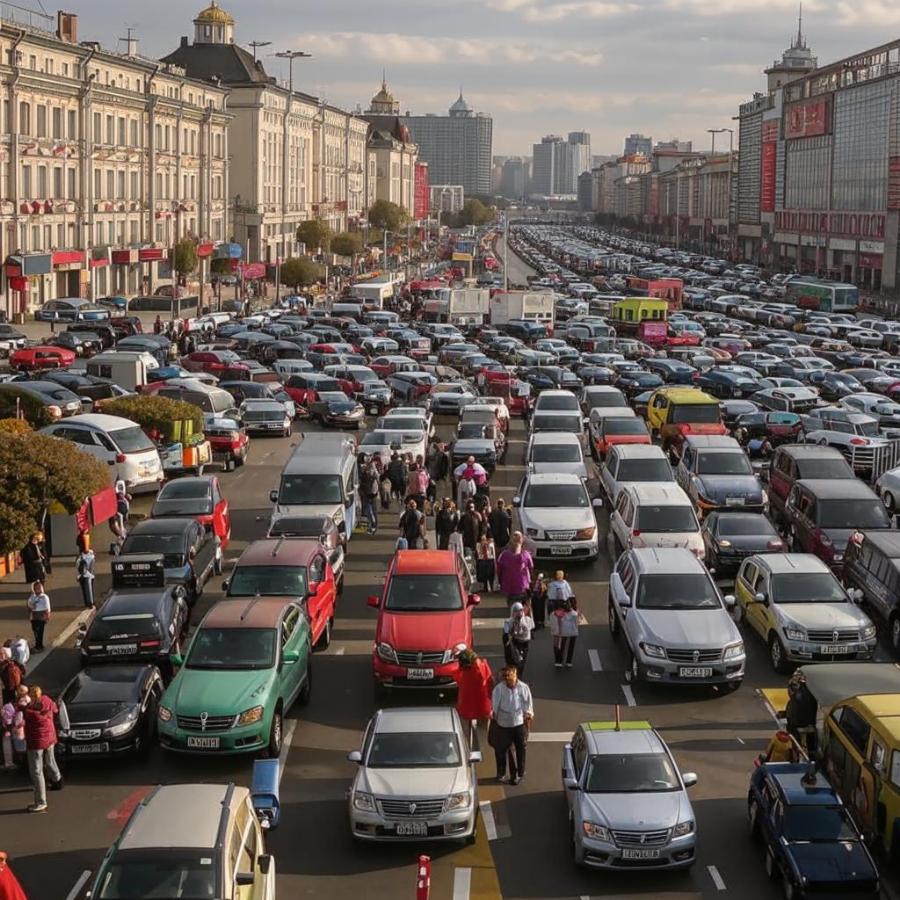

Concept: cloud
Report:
left=663, top=0, right=820, bottom=16
left=834, top=0, right=900, bottom=25
left=486, top=0, right=635, bottom=20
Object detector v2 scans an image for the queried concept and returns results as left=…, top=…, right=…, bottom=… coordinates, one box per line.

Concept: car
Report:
left=39, top=371, right=132, bottom=410
left=768, top=445, right=856, bottom=526
left=9, top=345, right=77, bottom=372
left=588, top=413, right=650, bottom=461
left=533, top=388, right=580, bottom=414
left=563, top=719, right=699, bottom=869
left=347, top=707, right=480, bottom=843
left=369, top=549, right=479, bottom=692
left=379, top=406, right=436, bottom=437
left=239, top=399, right=293, bottom=437
left=610, top=483, right=704, bottom=559
left=702, top=511, right=784, bottom=575
left=733, top=411, right=803, bottom=446
left=734, top=553, right=877, bottom=672
left=34, top=298, right=110, bottom=322
left=158, top=596, right=312, bottom=755
left=307, top=390, right=365, bottom=428
left=529, top=408, right=586, bottom=439
left=513, top=472, right=600, bottom=561
left=56, top=665, right=164, bottom=759
left=224, top=538, right=338, bottom=649
left=265, top=514, right=345, bottom=594
left=608, top=547, right=743, bottom=686
left=801, top=408, right=888, bottom=470
left=150, top=475, right=231, bottom=550
left=48, top=331, right=103, bottom=357
left=675, top=435, right=765, bottom=515
left=806, top=370, right=864, bottom=401
left=842, top=393, right=900, bottom=431
left=599, top=444, right=674, bottom=503
left=117, top=517, right=219, bottom=605
left=204, top=416, right=250, bottom=471
left=429, top=381, right=478, bottom=414
left=525, top=431, right=589, bottom=478
left=748, top=762, right=879, bottom=898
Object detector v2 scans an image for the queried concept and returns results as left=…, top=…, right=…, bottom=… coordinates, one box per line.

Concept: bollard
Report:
left=415, top=854, right=431, bottom=900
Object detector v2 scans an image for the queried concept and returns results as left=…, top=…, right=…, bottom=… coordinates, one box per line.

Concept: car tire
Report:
left=266, top=709, right=283, bottom=758
left=765, top=847, right=778, bottom=881
left=885, top=491, right=896, bottom=515
left=627, top=651, right=641, bottom=684
left=608, top=600, right=620, bottom=639
left=612, top=534, right=624, bottom=558
left=769, top=634, right=791, bottom=675
left=748, top=798, right=760, bottom=839
left=890, top=616, right=900, bottom=657
left=724, top=680, right=742, bottom=692
left=297, top=655, right=312, bottom=707
left=464, top=810, right=478, bottom=846
left=213, top=547, right=223, bottom=576
left=316, top=617, right=333, bottom=651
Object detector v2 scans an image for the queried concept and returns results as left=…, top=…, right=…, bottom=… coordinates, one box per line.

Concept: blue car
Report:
left=748, top=762, right=879, bottom=899
left=96, top=295, right=128, bottom=311
left=35, top=298, right=111, bottom=322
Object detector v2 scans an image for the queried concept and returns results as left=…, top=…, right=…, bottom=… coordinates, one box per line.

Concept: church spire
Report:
left=794, top=1, right=806, bottom=49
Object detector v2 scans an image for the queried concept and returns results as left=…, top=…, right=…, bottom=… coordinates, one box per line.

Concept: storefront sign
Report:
left=138, top=247, right=164, bottom=262
left=761, top=119, right=780, bottom=142
left=414, top=162, right=430, bottom=221
left=774, top=210, right=885, bottom=239
left=785, top=97, right=832, bottom=139
left=760, top=142, right=777, bottom=212
left=860, top=240, right=884, bottom=253
left=240, top=262, right=266, bottom=279
left=112, top=249, right=139, bottom=265
left=859, top=252, right=883, bottom=269
left=21, top=253, right=52, bottom=276
left=829, top=238, right=856, bottom=251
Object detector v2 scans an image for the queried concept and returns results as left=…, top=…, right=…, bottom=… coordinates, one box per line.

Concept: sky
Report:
left=53, top=0, right=900, bottom=155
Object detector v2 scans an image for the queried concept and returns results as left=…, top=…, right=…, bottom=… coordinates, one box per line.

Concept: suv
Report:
left=608, top=548, right=742, bottom=687
left=158, top=596, right=312, bottom=755
left=768, top=445, right=855, bottom=526
left=599, top=444, right=674, bottom=503
left=784, top=479, right=892, bottom=570
left=645, top=387, right=726, bottom=456
left=610, top=483, right=704, bottom=559
left=801, top=408, right=888, bottom=471
left=734, top=553, right=876, bottom=673
left=369, top=550, right=479, bottom=692
left=675, top=435, right=765, bottom=516
left=843, top=530, right=900, bottom=654
left=89, top=783, right=275, bottom=898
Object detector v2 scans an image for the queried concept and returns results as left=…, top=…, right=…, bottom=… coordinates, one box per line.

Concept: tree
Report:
left=101, top=395, right=204, bottom=442
left=368, top=199, right=407, bottom=233
left=172, top=238, right=198, bottom=276
left=330, top=232, right=363, bottom=259
left=0, top=432, right=110, bottom=554
left=210, top=258, right=231, bottom=276
left=457, top=199, right=494, bottom=227
left=0, top=388, right=56, bottom=427
left=296, top=219, right=332, bottom=254
left=280, top=256, right=323, bottom=288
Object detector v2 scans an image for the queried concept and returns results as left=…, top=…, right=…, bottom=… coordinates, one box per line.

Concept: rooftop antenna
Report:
left=249, top=40, right=271, bottom=61
left=119, top=25, right=139, bottom=57
left=795, top=2, right=804, bottom=48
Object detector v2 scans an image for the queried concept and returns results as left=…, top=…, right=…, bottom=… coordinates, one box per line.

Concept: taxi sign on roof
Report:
left=584, top=720, right=652, bottom=732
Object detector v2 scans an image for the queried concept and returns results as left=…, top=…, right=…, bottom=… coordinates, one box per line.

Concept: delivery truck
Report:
left=349, top=277, right=398, bottom=309
left=489, top=291, right=555, bottom=329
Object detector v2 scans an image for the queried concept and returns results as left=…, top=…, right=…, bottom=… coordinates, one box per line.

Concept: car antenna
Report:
left=271, top=538, right=284, bottom=558
left=241, top=596, right=262, bottom=621
left=801, top=761, right=817, bottom=787
left=614, top=704, right=621, bottom=731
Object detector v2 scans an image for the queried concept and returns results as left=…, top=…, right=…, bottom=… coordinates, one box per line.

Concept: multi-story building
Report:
left=567, top=132, right=592, bottom=190
left=655, top=138, right=693, bottom=152
left=531, top=133, right=590, bottom=196
left=0, top=9, right=229, bottom=316
left=430, top=185, right=464, bottom=215
left=500, top=157, right=529, bottom=200
left=402, top=94, right=492, bottom=196
left=624, top=133, right=652, bottom=157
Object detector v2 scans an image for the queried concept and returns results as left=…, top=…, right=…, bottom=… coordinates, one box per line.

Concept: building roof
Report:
left=449, top=92, right=472, bottom=114
left=194, top=1, right=235, bottom=25
left=162, top=40, right=270, bottom=85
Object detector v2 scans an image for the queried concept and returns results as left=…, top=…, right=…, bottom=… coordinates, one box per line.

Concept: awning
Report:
left=138, top=247, right=164, bottom=262
left=215, top=242, right=243, bottom=260
left=197, top=242, right=214, bottom=258
left=52, top=249, right=85, bottom=267
left=112, top=249, right=139, bottom=265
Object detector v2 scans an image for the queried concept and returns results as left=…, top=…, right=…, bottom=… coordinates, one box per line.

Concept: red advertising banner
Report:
left=785, top=97, right=831, bottom=139
left=761, top=119, right=779, bottom=142
left=889, top=156, right=900, bottom=210
left=774, top=209, right=885, bottom=239
left=414, top=162, right=430, bottom=221
left=760, top=142, right=777, bottom=212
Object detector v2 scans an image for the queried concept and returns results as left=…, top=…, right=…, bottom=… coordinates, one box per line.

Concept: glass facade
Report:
left=737, top=112, right=761, bottom=222
left=785, top=135, right=831, bottom=209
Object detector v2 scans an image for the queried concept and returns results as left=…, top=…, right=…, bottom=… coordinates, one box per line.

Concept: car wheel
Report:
left=725, top=680, right=742, bottom=692
left=297, top=655, right=312, bottom=706
left=748, top=798, right=760, bottom=839
left=891, top=616, right=900, bottom=656
left=885, top=491, right=896, bottom=515
left=572, top=822, right=585, bottom=866
left=627, top=651, right=640, bottom=684
left=769, top=634, right=791, bottom=675
left=316, top=617, right=333, bottom=650
left=782, top=873, right=799, bottom=900
left=764, top=847, right=779, bottom=881
left=464, top=810, right=478, bottom=846
left=608, top=600, right=620, bottom=639
left=266, top=708, right=283, bottom=758
left=213, top=546, right=223, bottom=576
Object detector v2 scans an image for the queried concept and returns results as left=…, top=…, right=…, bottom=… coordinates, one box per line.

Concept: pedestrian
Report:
left=546, top=569, right=575, bottom=612
left=153, top=314, right=162, bottom=335
left=530, top=572, right=549, bottom=630
left=26, top=582, right=50, bottom=653
left=75, top=536, right=95, bottom=609
left=456, top=473, right=476, bottom=511
left=496, top=531, right=534, bottom=609
left=488, top=498, right=512, bottom=551
left=489, top=666, right=533, bottom=785
left=452, top=648, right=493, bottom=743
left=435, top=498, right=459, bottom=551
left=0, top=850, right=28, bottom=900
left=426, top=441, right=450, bottom=503
left=21, top=685, right=63, bottom=812
left=0, top=648, right=22, bottom=705
left=475, top=534, right=496, bottom=592
left=4, top=639, right=28, bottom=671
left=550, top=598, right=579, bottom=669
left=358, top=456, right=380, bottom=534
left=398, top=499, right=426, bottom=550
left=406, top=463, right=430, bottom=512
left=386, top=453, right=408, bottom=507
left=111, top=481, right=131, bottom=547
left=458, top=501, right=485, bottom=555
left=502, top=601, right=534, bottom=677
left=785, top=670, right=818, bottom=756
left=1, top=689, right=24, bottom=770
left=20, top=532, right=46, bottom=586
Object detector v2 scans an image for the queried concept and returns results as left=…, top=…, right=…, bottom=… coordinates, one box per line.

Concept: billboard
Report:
left=774, top=209, right=885, bottom=239
left=760, top=141, right=777, bottom=213
left=785, top=97, right=831, bottom=139
left=414, top=162, right=430, bottom=221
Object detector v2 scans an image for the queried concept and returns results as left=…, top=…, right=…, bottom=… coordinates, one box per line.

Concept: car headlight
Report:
left=332, top=511, right=342, bottom=524
left=582, top=821, right=610, bottom=841
left=353, top=791, right=376, bottom=812
left=724, top=642, right=744, bottom=660
left=525, top=527, right=542, bottom=539
left=640, top=642, right=666, bottom=659
left=717, top=539, right=733, bottom=548
left=446, top=792, right=472, bottom=811
left=237, top=705, right=264, bottom=726
left=105, top=706, right=141, bottom=738
left=377, top=642, right=398, bottom=663
left=576, top=526, right=596, bottom=540
left=862, top=624, right=877, bottom=640
left=158, top=705, right=173, bottom=722
left=784, top=626, right=805, bottom=641
left=673, top=820, right=695, bottom=837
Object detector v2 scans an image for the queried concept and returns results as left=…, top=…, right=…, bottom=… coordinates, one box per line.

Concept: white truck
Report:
left=86, top=351, right=159, bottom=391
left=424, top=288, right=490, bottom=326
left=349, top=278, right=398, bottom=309
left=489, top=290, right=556, bottom=328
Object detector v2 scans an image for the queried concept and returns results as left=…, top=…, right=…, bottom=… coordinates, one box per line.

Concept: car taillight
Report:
left=849, top=437, right=868, bottom=445
left=139, top=640, right=161, bottom=649
left=767, top=539, right=784, bottom=550
left=632, top=528, right=641, bottom=536
left=115, top=453, right=126, bottom=463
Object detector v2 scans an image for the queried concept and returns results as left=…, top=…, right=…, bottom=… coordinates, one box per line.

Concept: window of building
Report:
left=118, top=117, right=126, bottom=145
left=154, top=123, right=161, bottom=148
left=130, top=220, right=139, bottom=243
left=96, top=222, right=104, bottom=245
left=67, top=168, right=76, bottom=199
left=93, top=169, right=101, bottom=199
left=93, top=112, right=101, bottom=144
left=117, top=171, right=125, bottom=199
left=61, top=62, right=69, bottom=77
left=44, top=225, right=51, bottom=248
left=51, top=108, right=61, bottom=139
left=19, top=102, right=30, bottom=134
left=106, top=170, right=114, bottom=199
left=130, top=171, right=139, bottom=199
left=67, top=109, right=76, bottom=139
left=35, top=105, right=46, bottom=138
left=28, top=55, right=36, bottom=70
left=22, top=166, right=31, bottom=197
left=52, top=167, right=62, bottom=197
left=31, top=225, right=39, bottom=249
left=130, top=119, right=138, bottom=147
left=56, top=223, right=64, bottom=247
left=106, top=115, right=114, bottom=145
left=46, top=59, right=53, bottom=75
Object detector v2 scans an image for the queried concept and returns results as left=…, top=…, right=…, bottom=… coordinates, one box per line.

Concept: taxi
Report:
left=644, top=386, right=726, bottom=457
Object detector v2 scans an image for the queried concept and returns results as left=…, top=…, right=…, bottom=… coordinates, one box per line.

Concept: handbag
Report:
left=31, top=610, right=49, bottom=623
left=487, top=719, right=500, bottom=749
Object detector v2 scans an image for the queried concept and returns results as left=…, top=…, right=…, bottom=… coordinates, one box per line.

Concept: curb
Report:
left=24, top=607, right=95, bottom=679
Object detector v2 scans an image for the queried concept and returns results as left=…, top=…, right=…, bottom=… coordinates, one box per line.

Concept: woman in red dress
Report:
left=453, top=648, right=493, bottom=745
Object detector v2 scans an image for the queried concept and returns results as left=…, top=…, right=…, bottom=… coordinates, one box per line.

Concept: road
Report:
left=495, top=234, right=536, bottom=290
left=1, top=412, right=798, bottom=900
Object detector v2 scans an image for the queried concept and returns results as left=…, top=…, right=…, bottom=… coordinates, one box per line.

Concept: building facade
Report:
left=624, top=133, right=652, bottom=156
left=430, top=185, right=464, bottom=214
left=402, top=93, right=492, bottom=196
left=531, top=132, right=590, bottom=196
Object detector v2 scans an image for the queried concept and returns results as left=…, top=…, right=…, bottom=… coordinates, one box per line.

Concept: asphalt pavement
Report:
left=0, top=410, right=803, bottom=900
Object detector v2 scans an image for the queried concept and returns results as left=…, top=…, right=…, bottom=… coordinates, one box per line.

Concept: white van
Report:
left=86, top=351, right=159, bottom=391
left=610, top=483, right=704, bottom=559
left=272, top=358, right=314, bottom=379
left=40, top=413, right=163, bottom=493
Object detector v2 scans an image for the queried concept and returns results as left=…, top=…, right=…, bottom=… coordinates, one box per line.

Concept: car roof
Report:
left=652, top=386, right=717, bottom=403
left=764, top=763, right=841, bottom=806
left=626, top=483, right=691, bottom=505
left=795, top=478, right=879, bottom=499
left=118, top=783, right=247, bottom=850
left=99, top=590, right=170, bottom=616
left=582, top=722, right=666, bottom=755
left=526, top=472, right=588, bottom=485
left=611, top=444, right=668, bottom=459
left=753, top=552, right=832, bottom=575
left=127, top=517, right=194, bottom=536
left=66, top=665, right=152, bottom=702
left=683, top=435, right=741, bottom=450
left=374, top=706, right=457, bottom=734
left=234, top=538, right=320, bottom=567
left=202, top=596, right=293, bottom=628
left=628, top=547, right=706, bottom=575
left=777, top=444, right=847, bottom=460
left=530, top=431, right=582, bottom=445
left=855, top=530, right=900, bottom=558
left=393, top=549, right=458, bottom=575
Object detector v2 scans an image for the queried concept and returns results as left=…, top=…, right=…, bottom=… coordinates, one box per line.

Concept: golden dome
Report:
left=194, top=2, right=234, bottom=25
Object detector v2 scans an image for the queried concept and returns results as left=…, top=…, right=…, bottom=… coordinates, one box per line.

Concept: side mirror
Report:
left=592, top=497, right=603, bottom=508
left=724, top=594, right=736, bottom=609
left=269, top=489, right=279, bottom=503
left=511, top=495, right=521, bottom=508
left=468, top=593, right=481, bottom=607
left=221, top=579, right=230, bottom=592
left=189, top=547, right=197, bottom=560
left=236, top=873, right=255, bottom=887
left=347, top=750, right=363, bottom=764
left=283, top=649, right=300, bottom=664
left=170, top=653, right=184, bottom=667
left=468, top=750, right=482, bottom=764
left=682, top=772, right=699, bottom=788
left=754, top=591, right=767, bottom=605
left=258, top=854, right=272, bottom=875
left=367, top=594, right=380, bottom=608
left=564, top=777, right=580, bottom=791
left=337, top=520, right=347, bottom=533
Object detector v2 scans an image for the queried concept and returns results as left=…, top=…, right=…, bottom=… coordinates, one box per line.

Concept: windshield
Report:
left=635, top=505, right=698, bottom=533
left=696, top=451, right=753, bottom=476
left=537, top=395, right=579, bottom=411
left=584, top=753, right=680, bottom=793
left=858, top=420, right=881, bottom=437
left=670, top=404, right=721, bottom=424
left=367, top=732, right=462, bottom=768
left=636, top=573, right=720, bottom=609
left=818, top=499, right=891, bottom=530
left=90, top=613, right=161, bottom=640
left=384, top=574, right=463, bottom=611
left=531, top=444, right=582, bottom=463
left=112, top=425, right=155, bottom=454
left=587, top=393, right=626, bottom=408
left=799, top=458, right=854, bottom=479
left=604, top=418, right=648, bottom=436
left=782, top=805, right=857, bottom=842
left=156, top=485, right=211, bottom=514
left=119, top=534, right=184, bottom=567
left=532, top=414, right=582, bottom=433
left=616, top=459, right=672, bottom=482
left=278, top=474, right=343, bottom=505
left=716, top=515, right=776, bottom=537
left=227, top=565, right=307, bottom=597
left=771, top=573, right=847, bottom=603
left=186, top=627, right=277, bottom=670
left=524, top=484, right=588, bottom=508
left=96, top=851, right=219, bottom=899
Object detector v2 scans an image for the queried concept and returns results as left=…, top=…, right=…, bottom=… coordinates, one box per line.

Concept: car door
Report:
left=601, top=451, right=618, bottom=499
left=675, top=446, right=694, bottom=493
left=281, top=604, right=308, bottom=707
left=305, top=552, right=331, bottom=646
left=562, top=727, right=586, bottom=815
left=191, top=522, right=216, bottom=588
left=736, top=561, right=764, bottom=638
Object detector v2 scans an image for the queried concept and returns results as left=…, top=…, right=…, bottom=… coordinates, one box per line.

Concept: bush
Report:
left=0, top=417, right=31, bottom=434
left=0, top=389, right=55, bottom=427
left=281, top=256, right=323, bottom=288
left=102, top=395, right=204, bottom=440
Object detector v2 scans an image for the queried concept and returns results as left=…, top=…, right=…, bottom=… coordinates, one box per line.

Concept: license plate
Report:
left=368, top=406, right=379, bottom=415
left=821, top=644, right=851, bottom=654
left=70, top=742, right=109, bottom=755
left=725, top=497, right=745, bottom=506
left=406, top=668, right=434, bottom=680
left=679, top=666, right=713, bottom=678
left=621, top=848, right=660, bottom=860
left=187, top=736, right=220, bottom=749
left=396, top=822, right=428, bottom=836
left=107, top=643, right=137, bottom=655
left=550, top=546, right=573, bottom=555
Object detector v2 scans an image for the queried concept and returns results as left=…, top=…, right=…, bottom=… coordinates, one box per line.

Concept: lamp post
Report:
left=274, top=49, right=311, bottom=302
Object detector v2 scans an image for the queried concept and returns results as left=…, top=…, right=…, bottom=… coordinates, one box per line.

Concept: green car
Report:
left=158, top=596, right=311, bottom=756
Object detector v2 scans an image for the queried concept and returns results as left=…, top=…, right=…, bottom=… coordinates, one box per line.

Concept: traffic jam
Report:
left=4, top=223, right=900, bottom=899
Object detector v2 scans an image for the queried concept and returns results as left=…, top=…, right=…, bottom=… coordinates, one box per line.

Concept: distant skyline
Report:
left=50, top=0, right=900, bottom=155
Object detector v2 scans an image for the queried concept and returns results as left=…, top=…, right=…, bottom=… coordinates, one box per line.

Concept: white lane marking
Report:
left=65, top=870, right=92, bottom=900
left=707, top=865, right=727, bottom=891
left=527, top=731, right=574, bottom=742
left=277, top=720, right=298, bottom=786
left=621, top=685, right=637, bottom=707
left=334, top=646, right=345, bottom=656
left=737, top=737, right=745, bottom=745
left=26, top=607, right=94, bottom=677
left=479, top=800, right=498, bottom=840
left=452, top=867, right=472, bottom=900
left=588, top=649, right=603, bottom=672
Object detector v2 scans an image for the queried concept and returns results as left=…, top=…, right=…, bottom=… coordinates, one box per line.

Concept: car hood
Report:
left=357, top=766, right=469, bottom=799
left=778, top=602, right=871, bottom=630
left=67, top=700, right=131, bottom=724
left=522, top=507, right=595, bottom=530
left=378, top=610, right=470, bottom=651
left=638, top=609, right=740, bottom=647
left=789, top=841, right=876, bottom=884
left=696, top=475, right=764, bottom=500
left=582, top=791, right=689, bottom=830
left=274, top=502, right=341, bottom=519
left=166, top=668, right=276, bottom=717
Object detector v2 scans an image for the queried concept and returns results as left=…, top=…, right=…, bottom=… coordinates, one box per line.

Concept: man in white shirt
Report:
left=490, top=666, right=533, bottom=785
left=26, top=581, right=51, bottom=652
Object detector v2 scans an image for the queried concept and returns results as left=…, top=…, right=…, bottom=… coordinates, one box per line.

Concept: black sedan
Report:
left=572, top=364, right=615, bottom=386
left=614, top=370, right=663, bottom=399
left=702, top=511, right=785, bottom=576
left=643, top=358, right=697, bottom=385
left=57, top=665, right=164, bottom=759
left=806, top=370, right=864, bottom=401
left=308, top=391, right=365, bottom=428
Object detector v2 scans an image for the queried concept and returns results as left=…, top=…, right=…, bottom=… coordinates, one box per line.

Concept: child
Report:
left=546, top=570, right=575, bottom=613
left=550, top=598, right=579, bottom=669
left=1, top=694, right=23, bottom=769
left=475, top=534, right=496, bottom=593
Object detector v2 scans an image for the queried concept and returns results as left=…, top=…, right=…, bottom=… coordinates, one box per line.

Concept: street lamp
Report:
left=274, top=49, right=312, bottom=301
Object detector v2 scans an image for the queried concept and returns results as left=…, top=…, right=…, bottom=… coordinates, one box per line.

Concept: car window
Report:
left=281, top=607, right=300, bottom=647
left=832, top=705, right=871, bottom=756
left=309, top=555, right=326, bottom=583
left=584, top=753, right=680, bottom=793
